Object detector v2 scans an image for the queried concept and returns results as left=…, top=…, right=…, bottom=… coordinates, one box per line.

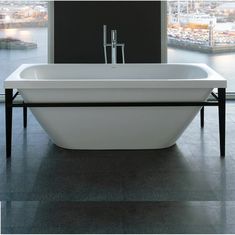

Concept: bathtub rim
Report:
left=4, top=63, right=227, bottom=89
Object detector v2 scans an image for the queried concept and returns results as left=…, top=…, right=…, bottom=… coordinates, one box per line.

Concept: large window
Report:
left=167, top=1, right=235, bottom=92
left=0, top=1, right=48, bottom=94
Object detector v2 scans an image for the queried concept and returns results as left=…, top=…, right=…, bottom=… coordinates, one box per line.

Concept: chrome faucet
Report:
left=103, top=25, right=125, bottom=64
left=111, top=30, right=117, bottom=64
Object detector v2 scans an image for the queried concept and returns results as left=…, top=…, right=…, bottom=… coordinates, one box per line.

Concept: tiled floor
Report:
left=0, top=103, right=235, bottom=233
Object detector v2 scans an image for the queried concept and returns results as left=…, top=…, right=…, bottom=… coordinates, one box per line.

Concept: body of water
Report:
left=0, top=27, right=47, bottom=94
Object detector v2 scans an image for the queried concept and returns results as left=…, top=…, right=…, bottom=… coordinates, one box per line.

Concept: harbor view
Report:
left=168, top=1, right=235, bottom=92
left=0, top=1, right=47, bottom=94
left=0, top=1, right=235, bottom=93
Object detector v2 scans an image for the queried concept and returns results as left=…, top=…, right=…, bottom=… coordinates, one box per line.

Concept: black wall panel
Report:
left=54, top=1, right=161, bottom=63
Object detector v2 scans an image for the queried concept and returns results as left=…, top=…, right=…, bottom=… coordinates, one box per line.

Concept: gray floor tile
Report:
left=1, top=103, right=235, bottom=233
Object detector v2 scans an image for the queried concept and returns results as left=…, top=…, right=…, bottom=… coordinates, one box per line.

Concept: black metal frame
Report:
left=5, top=88, right=226, bottom=158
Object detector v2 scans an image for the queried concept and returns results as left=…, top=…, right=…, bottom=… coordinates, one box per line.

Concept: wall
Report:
left=54, top=1, right=161, bottom=63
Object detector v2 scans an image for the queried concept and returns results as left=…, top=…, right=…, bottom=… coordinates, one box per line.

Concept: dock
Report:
left=168, top=37, right=235, bottom=53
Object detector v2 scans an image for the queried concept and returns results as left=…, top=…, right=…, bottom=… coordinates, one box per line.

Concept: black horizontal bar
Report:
left=11, top=101, right=219, bottom=108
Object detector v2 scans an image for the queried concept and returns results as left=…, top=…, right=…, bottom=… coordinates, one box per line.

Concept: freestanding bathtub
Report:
left=4, top=63, right=227, bottom=151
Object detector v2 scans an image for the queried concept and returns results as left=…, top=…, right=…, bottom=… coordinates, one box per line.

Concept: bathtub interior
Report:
left=19, top=64, right=208, bottom=80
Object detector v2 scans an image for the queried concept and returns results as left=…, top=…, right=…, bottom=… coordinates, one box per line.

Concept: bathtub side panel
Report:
left=19, top=88, right=212, bottom=149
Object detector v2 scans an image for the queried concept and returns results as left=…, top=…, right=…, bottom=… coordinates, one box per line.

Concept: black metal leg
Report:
left=5, top=89, right=13, bottom=158
left=200, top=106, right=204, bottom=128
left=23, top=104, right=27, bottom=128
left=218, top=88, right=226, bottom=157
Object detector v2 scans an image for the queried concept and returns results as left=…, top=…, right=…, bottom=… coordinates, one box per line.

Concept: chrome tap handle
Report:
left=121, top=44, right=125, bottom=64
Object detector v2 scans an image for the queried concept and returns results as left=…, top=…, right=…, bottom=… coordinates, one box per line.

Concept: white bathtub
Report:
left=4, top=63, right=226, bottom=150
